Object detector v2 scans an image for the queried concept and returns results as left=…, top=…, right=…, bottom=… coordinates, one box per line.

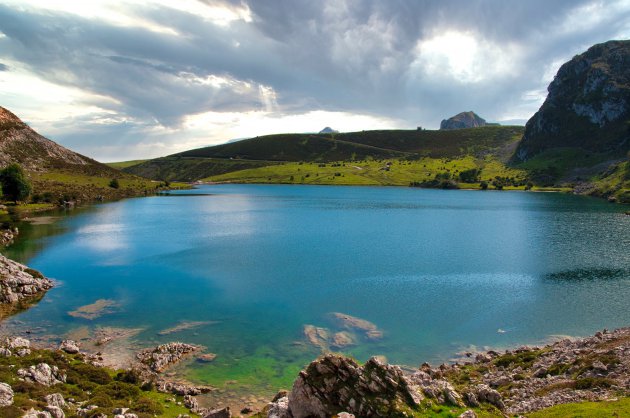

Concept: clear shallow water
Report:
left=2, top=185, right=630, bottom=398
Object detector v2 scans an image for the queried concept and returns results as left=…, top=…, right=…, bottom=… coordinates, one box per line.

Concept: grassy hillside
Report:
left=123, top=157, right=281, bottom=182
left=106, top=159, right=149, bottom=169
left=0, top=106, right=187, bottom=214
left=204, top=156, right=531, bottom=189
left=175, top=133, right=411, bottom=161
left=124, top=127, right=524, bottom=182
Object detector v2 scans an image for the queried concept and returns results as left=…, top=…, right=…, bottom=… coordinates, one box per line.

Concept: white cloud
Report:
left=0, top=60, right=120, bottom=127
left=0, top=0, right=251, bottom=34
left=411, top=31, right=519, bottom=84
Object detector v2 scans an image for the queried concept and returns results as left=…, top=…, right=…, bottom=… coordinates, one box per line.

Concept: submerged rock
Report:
left=303, top=325, right=330, bottom=349
left=331, top=331, right=355, bottom=348
left=330, top=312, right=383, bottom=340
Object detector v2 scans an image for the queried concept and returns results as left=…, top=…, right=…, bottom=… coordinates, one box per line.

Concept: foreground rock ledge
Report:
left=266, top=327, right=630, bottom=417
left=0, top=254, right=53, bottom=305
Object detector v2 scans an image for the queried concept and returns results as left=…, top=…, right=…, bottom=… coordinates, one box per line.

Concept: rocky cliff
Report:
left=440, top=112, right=487, bottom=130
left=514, top=40, right=630, bottom=162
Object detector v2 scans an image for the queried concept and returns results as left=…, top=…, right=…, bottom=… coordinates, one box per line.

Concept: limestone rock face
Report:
left=514, top=40, right=630, bottom=161
left=59, top=340, right=80, bottom=354
left=287, top=354, right=421, bottom=418
left=17, top=363, right=66, bottom=386
left=0, top=254, right=53, bottom=304
left=440, top=112, right=487, bottom=130
left=0, top=382, right=14, bottom=406
left=267, top=396, right=290, bottom=418
left=45, top=393, right=66, bottom=408
left=23, top=409, right=53, bottom=418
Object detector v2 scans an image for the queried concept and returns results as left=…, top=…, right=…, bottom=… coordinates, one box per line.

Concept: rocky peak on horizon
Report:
left=319, top=126, right=338, bottom=134
left=513, top=40, right=630, bottom=162
left=440, top=111, right=487, bottom=130
left=0, top=106, right=25, bottom=126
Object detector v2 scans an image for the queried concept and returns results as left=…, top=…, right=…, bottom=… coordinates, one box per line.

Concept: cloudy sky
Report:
left=1, top=0, right=629, bottom=161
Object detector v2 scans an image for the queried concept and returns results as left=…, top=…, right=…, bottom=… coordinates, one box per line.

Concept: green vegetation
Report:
left=203, top=157, right=533, bottom=190
left=0, top=348, right=192, bottom=418
left=0, top=163, right=32, bottom=202
left=105, top=159, right=149, bottom=169
left=124, top=126, right=525, bottom=183
left=120, top=124, right=628, bottom=202
left=527, top=397, right=630, bottom=418
left=123, top=157, right=281, bottom=182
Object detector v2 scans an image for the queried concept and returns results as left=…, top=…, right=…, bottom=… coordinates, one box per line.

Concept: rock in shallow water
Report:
left=0, top=254, right=53, bottom=304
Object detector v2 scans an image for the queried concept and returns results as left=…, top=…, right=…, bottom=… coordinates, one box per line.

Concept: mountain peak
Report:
left=319, top=127, right=338, bottom=134
left=0, top=106, right=25, bottom=126
left=513, top=40, right=630, bottom=162
left=440, top=111, right=486, bottom=130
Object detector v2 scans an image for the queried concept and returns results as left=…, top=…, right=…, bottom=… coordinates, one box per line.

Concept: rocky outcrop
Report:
left=136, top=342, right=202, bottom=372
left=440, top=112, right=487, bottom=130
left=267, top=327, right=630, bottom=417
left=23, top=408, right=53, bottom=418
left=514, top=40, right=630, bottom=162
left=58, top=339, right=80, bottom=354
left=17, top=363, right=66, bottom=386
left=202, top=407, right=230, bottom=418
left=286, top=354, right=422, bottom=417
left=1, top=336, right=31, bottom=356
left=0, top=254, right=53, bottom=304
left=0, top=226, right=18, bottom=247
left=0, top=382, right=14, bottom=406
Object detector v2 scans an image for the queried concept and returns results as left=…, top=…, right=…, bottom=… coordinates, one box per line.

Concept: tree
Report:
left=0, top=163, right=32, bottom=202
left=109, top=178, right=120, bottom=189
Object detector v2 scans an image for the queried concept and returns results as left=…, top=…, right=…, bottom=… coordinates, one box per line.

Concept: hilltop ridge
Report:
left=0, top=106, right=171, bottom=206
left=514, top=40, right=630, bottom=162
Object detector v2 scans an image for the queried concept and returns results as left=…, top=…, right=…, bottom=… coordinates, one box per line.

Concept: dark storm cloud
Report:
left=0, top=63, right=7, bottom=71
left=0, top=0, right=629, bottom=159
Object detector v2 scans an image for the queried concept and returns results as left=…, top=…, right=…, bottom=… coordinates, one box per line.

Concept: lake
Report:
left=2, top=184, right=630, bottom=407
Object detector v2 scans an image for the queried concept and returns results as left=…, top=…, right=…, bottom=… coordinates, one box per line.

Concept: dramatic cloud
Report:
left=0, top=0, right=629, bottom=161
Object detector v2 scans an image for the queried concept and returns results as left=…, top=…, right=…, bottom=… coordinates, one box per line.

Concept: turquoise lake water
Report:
left=2, top=184, right=630, bottom=400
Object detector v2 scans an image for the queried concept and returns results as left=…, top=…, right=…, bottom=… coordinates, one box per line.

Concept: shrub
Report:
left=480, top=181, right=489, bottom=190
left=115, top=369, right=141, bottom=384
left=574, top=377, right=613, bottom=390
left=87, top=393, right=114, bottom=408
left=133, top=397, right=164, bottom=414
left=94, top=381, right=141, bottom=400
left=71, top=363, right=113, bottom=385
left=459, top=168, right=480, bottom=183
left=109, top=178, right=120, bottom=189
